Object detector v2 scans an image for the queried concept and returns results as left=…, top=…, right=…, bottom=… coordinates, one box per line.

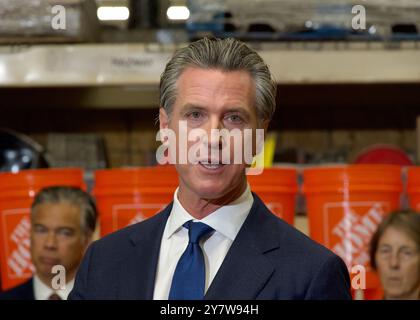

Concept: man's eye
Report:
left=34, top=226, right=47, bottom=233
left=226, top=115, right=244, bottom=124
left=187, top=111, right=203, bottom=120
left=57, top=229, right=73, bottom=237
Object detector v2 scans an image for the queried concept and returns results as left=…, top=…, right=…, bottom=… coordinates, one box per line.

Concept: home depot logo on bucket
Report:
left=1, top=209, right=35, bottom=284
left=303, top=164, right=402, bottom=299
left=324, top=201, right=389, bottom=270
left=111, top=204, right=167, bottom=230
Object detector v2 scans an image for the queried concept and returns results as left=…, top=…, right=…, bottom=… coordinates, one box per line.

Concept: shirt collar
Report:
left=33, top=274, right=75, bottom=300
left=165, top=184, right=254, bottom=241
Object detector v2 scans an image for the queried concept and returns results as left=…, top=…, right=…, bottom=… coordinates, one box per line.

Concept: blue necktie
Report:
left=168, top=221, right=214, bottom=300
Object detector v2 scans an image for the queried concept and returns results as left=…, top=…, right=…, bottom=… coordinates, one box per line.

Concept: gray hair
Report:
left=31, top=186, right=97, bottom=235
left=160, top=37, right=276, bottom=122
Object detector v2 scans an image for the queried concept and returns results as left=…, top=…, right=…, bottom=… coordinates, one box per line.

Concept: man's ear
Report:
left=262, top=119, right=269, bottom=132
left=260, top=118, right=270, bottom=138
left=159, top=107, right=169, bottom=131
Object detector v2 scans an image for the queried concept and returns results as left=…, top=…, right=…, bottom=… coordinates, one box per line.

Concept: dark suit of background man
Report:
left=69, top=38, right=352, bottom=300
left=0, top=186, right=97, bottom=300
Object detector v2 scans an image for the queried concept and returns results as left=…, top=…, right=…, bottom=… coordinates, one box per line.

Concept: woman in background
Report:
left=370, top=211, right=420, bottom=300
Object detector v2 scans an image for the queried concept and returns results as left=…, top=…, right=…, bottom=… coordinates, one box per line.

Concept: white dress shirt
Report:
left=153, top=184, right=254, bottom=300
left=33, top=274, right=75, bottom=300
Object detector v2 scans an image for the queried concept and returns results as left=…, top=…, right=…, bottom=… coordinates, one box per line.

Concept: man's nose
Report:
left=44, top=231, right=58, bottom=250
left=206, top=117, right=224, bottom=149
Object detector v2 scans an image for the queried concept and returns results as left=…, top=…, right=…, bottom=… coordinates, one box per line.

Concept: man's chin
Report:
left=194, top=188, right=225, bottom=200
left=192, top=182, right=243, bottom=202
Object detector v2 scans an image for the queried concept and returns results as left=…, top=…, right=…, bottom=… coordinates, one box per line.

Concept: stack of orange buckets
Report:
left=247, top=167, right=298, bottom=225
left=303, top=164, right=403, bottom=300
left=94, top=166, right=179, bottom=236
left=407, top=167, right=420, bottom=210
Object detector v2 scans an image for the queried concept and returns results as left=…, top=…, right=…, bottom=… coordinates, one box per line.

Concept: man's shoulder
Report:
left=253, top=195, right=342, bottom=267
left=69, top=205, right=172, bottom=300
left=0, top=278, right=34, bottom=300
left=252, top=198, right=351, bottom=298
left=273, top=212, right=333, bottom=255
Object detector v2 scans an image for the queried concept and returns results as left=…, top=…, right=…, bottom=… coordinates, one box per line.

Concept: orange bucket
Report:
left=247, top=167, right=298, bottom=225
left=406, top=166, right=420, bottom=211
left=94, top=166, right=179, bottom=237
left=303, top=164, right=403, bottom=300
left=0, top=168, right=84, bottom=291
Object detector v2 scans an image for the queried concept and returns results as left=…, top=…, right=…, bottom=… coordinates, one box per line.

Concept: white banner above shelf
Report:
left=0, top=44, right=173, bottom=87
left=1, top=42, right=420, bottom=87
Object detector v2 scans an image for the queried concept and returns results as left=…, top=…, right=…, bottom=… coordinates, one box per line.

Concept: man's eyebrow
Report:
left=224, top=107, right=252, bottom=118
left=56, top=227, right=75, bottom=231
left=181, top=104, right=252, bottom=116
left=180, top=103, right=207, bottom=113
left=33, top=223, right=46, bottom=228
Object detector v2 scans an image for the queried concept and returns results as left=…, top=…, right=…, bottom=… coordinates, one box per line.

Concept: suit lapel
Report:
left=117, top=203, right=172, bottom=299
left=26, top=278, right=36, bottom=300
left=205, top=194, right=280, bottom=300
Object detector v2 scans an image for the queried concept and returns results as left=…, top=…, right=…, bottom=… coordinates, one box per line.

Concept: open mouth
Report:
left=198, top=161, right=226, bottom=170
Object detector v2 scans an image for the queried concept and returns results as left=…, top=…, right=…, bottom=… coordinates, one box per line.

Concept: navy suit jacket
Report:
left=0, top=278, right=35, bottom=300
left=69, top=194, right=351, bottom=300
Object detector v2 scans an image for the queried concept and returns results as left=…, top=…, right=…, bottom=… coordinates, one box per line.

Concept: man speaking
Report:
left=69, top=38, right=351, bottom=300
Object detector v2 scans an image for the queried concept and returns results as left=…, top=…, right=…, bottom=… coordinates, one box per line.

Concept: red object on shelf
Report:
left=353, top=145, right=413, bottom=166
